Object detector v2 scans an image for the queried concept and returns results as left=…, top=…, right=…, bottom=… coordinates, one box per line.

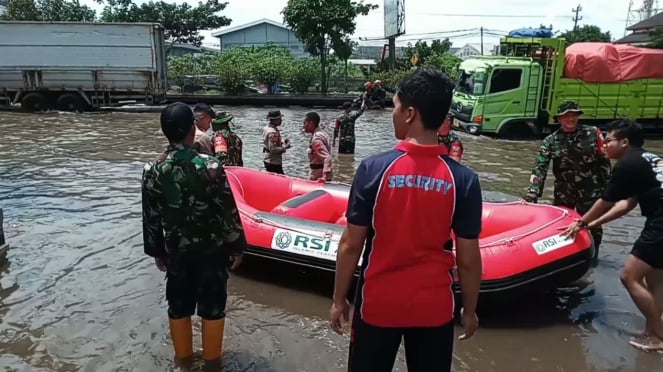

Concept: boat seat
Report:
left=270, top=189, right=337, bottom=223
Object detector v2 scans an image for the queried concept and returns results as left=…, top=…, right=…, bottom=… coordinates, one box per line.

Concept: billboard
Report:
left=384, top=0, right=404, bottom=38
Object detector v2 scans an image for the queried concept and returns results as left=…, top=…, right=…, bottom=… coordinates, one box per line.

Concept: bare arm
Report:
left=588, top=197, right=638, bottom=229
left=333, top=224, right=367, bottom=303
left=455, top=237, right=482, bottom=315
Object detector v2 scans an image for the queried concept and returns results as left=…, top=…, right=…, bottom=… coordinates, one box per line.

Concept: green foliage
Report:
left=167, top=45, right=326, bottom=95
left=282, top=0, right=377, bottom=94
left=288, top=58, right=320, bottom=94
left=404, top=39, right=452, bottom=65
left=0, top=0, right=95, bottom=21
left=425, top=53, right=462, bottom=80
left=367, top=37, right=460, bottom=88
left=98, top=0, right=231, bottom=47
left=373, top=69, right=413, bottom=89
left=251, top=54, right=293, bottom=94
left=559, top=25, right=611, bottom=45
left=215, top=60, right=248, bottom=95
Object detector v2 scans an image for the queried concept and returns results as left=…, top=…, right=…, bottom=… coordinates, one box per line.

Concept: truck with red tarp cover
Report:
left=450, top=36, right=663, bottom=137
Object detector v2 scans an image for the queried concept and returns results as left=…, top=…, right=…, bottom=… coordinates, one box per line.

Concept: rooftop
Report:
left=211, top=18, right=289, bottom=38
left=627, top=11, right=663, bottom=31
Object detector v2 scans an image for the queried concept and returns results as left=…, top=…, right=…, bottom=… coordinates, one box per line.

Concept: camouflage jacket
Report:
left=333, top=108, right=365, bottom=143
left=438, top=131, right=464, bottom=161
left=527, top=125, right=611, bottom=203
left=141, top=143, right=246, bottom=260
left=212, top=126, right=244, bottom=167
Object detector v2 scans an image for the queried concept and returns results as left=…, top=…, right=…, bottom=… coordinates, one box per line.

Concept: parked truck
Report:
left=0, top=21, right=168, bottom=112
left=451, top=34, right=663, bottom=138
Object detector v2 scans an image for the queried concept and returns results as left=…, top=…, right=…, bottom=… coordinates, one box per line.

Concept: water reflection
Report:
left=1, top=108, right=662, bottom=371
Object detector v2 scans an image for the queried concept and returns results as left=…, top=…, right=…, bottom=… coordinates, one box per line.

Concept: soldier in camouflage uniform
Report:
left=522, top=101, right=611, bottom=260
left=333, top=98, right=367, bottom=154
left=210, top=111, right=244, bottom=167
left=438, top=113, right=464, bottom=162
left=141, top=102, right=246, bottom=366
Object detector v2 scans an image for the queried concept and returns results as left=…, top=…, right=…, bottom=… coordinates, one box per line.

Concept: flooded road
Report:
left=1, top=107, right=662, bottom=371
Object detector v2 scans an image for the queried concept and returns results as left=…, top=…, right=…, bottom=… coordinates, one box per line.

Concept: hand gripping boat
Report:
left=225, top=167, right=594, bottom=295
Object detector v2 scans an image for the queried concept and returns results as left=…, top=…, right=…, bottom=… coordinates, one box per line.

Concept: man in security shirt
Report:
left=330, top=67, right=483, bottom=372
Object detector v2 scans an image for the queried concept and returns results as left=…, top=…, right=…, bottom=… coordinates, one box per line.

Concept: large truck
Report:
left=0, top=21, right=168, bottom=112
left=451, top=35, right=663, bottom=137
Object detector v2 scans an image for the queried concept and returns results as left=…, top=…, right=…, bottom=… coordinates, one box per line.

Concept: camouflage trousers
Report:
left=338, top=137, right=356, bottom=154
left=554, top=197, right=602, bottom=258
left=165, top=253, right=229, bottom=320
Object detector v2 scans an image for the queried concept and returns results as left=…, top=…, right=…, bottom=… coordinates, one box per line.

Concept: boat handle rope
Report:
left=478, top=201, right=571, bottom=248
left=237, top=201, right=572, bottom=249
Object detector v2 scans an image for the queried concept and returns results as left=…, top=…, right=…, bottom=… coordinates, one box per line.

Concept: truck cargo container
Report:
left=0, top=21, right=168, bottom=112
left=451, top=36, right=663, bottom=138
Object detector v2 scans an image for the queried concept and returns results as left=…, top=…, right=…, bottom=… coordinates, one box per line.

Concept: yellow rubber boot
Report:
left=168, top=317, right=193, bottom=360
left=202, top=318, right=225, bottom=361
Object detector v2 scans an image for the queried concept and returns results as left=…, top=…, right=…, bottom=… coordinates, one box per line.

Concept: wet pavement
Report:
left=1, top=107, right=663, bottom=371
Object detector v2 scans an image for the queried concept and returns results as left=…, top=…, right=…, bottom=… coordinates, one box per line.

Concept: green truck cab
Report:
left=450, top=37, right=663, bottom=137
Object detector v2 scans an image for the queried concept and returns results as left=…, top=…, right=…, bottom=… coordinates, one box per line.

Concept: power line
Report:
left=408, top=12, right=575, bottom=19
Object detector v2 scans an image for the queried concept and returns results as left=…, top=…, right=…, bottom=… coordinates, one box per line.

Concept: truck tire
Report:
left=497, top=121, right=533, bottom=140
left=21, top=92, right=48, bottom=112
left=56, top=93, right=88, bottom=112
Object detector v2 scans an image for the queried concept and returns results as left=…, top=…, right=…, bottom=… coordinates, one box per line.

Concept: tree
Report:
left=332, top=37, right=356, bottom=93
left=559, top=25, right=611, bottom=45
left=282, top=0, right=377, bottom=94
left=404, top=39, right=452, bottom=66
left=98, top=0, right=231, bottom=47
left=0, top=0, right=95, bottom=21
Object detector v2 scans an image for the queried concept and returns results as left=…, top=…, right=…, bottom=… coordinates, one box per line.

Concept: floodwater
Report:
left=1, top=107, right=663, bottom=372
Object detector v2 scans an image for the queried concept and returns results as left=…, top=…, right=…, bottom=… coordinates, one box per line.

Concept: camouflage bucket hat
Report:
left=554, top=101, right=584, bottom=119
left=213, top=111, right=234, bottom=125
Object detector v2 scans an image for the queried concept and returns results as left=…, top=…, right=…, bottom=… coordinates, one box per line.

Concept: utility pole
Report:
left=572, top=4, right=583, bottom=31
left=388, top=36, right=396, bottom=70
left=480, top=26, right=484, bottom=55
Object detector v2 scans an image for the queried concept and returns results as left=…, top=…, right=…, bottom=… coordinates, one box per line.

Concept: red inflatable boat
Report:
left=225, top=166, right=594, bottom=294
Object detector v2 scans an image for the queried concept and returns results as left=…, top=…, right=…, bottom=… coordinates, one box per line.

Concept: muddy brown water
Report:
left=1, top=107, right=663, bottom=371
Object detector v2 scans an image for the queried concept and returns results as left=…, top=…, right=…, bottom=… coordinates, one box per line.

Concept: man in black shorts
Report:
left=562, top=119, right=663, bottom=351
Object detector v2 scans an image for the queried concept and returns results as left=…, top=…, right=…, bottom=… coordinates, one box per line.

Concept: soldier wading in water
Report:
left=141, top=102, right=246, bottom=368
left=334, top=98, right=367, bottom=154
left=521, top=101, right=611, bottom=261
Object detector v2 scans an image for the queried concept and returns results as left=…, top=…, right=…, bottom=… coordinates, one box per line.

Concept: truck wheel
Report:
left=498, top=122, right=533, bottom=140
left=56, top=93, right=88, bottom=112
left=21, top=92, right=48, bottom=112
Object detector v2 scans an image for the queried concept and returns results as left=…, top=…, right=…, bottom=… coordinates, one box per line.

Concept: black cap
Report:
left=267, top=110, right=283, bottom=119
left=342, top=102, right=352, bottom=109
left=161, top=102, right=195, bottom=142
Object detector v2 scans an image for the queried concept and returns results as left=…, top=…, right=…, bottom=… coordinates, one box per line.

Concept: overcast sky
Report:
left=83, top=0, right=648, bottom=47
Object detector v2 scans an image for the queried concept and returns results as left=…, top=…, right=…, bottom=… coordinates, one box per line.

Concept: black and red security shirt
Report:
left=346, top=140, right=482, bottom=327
